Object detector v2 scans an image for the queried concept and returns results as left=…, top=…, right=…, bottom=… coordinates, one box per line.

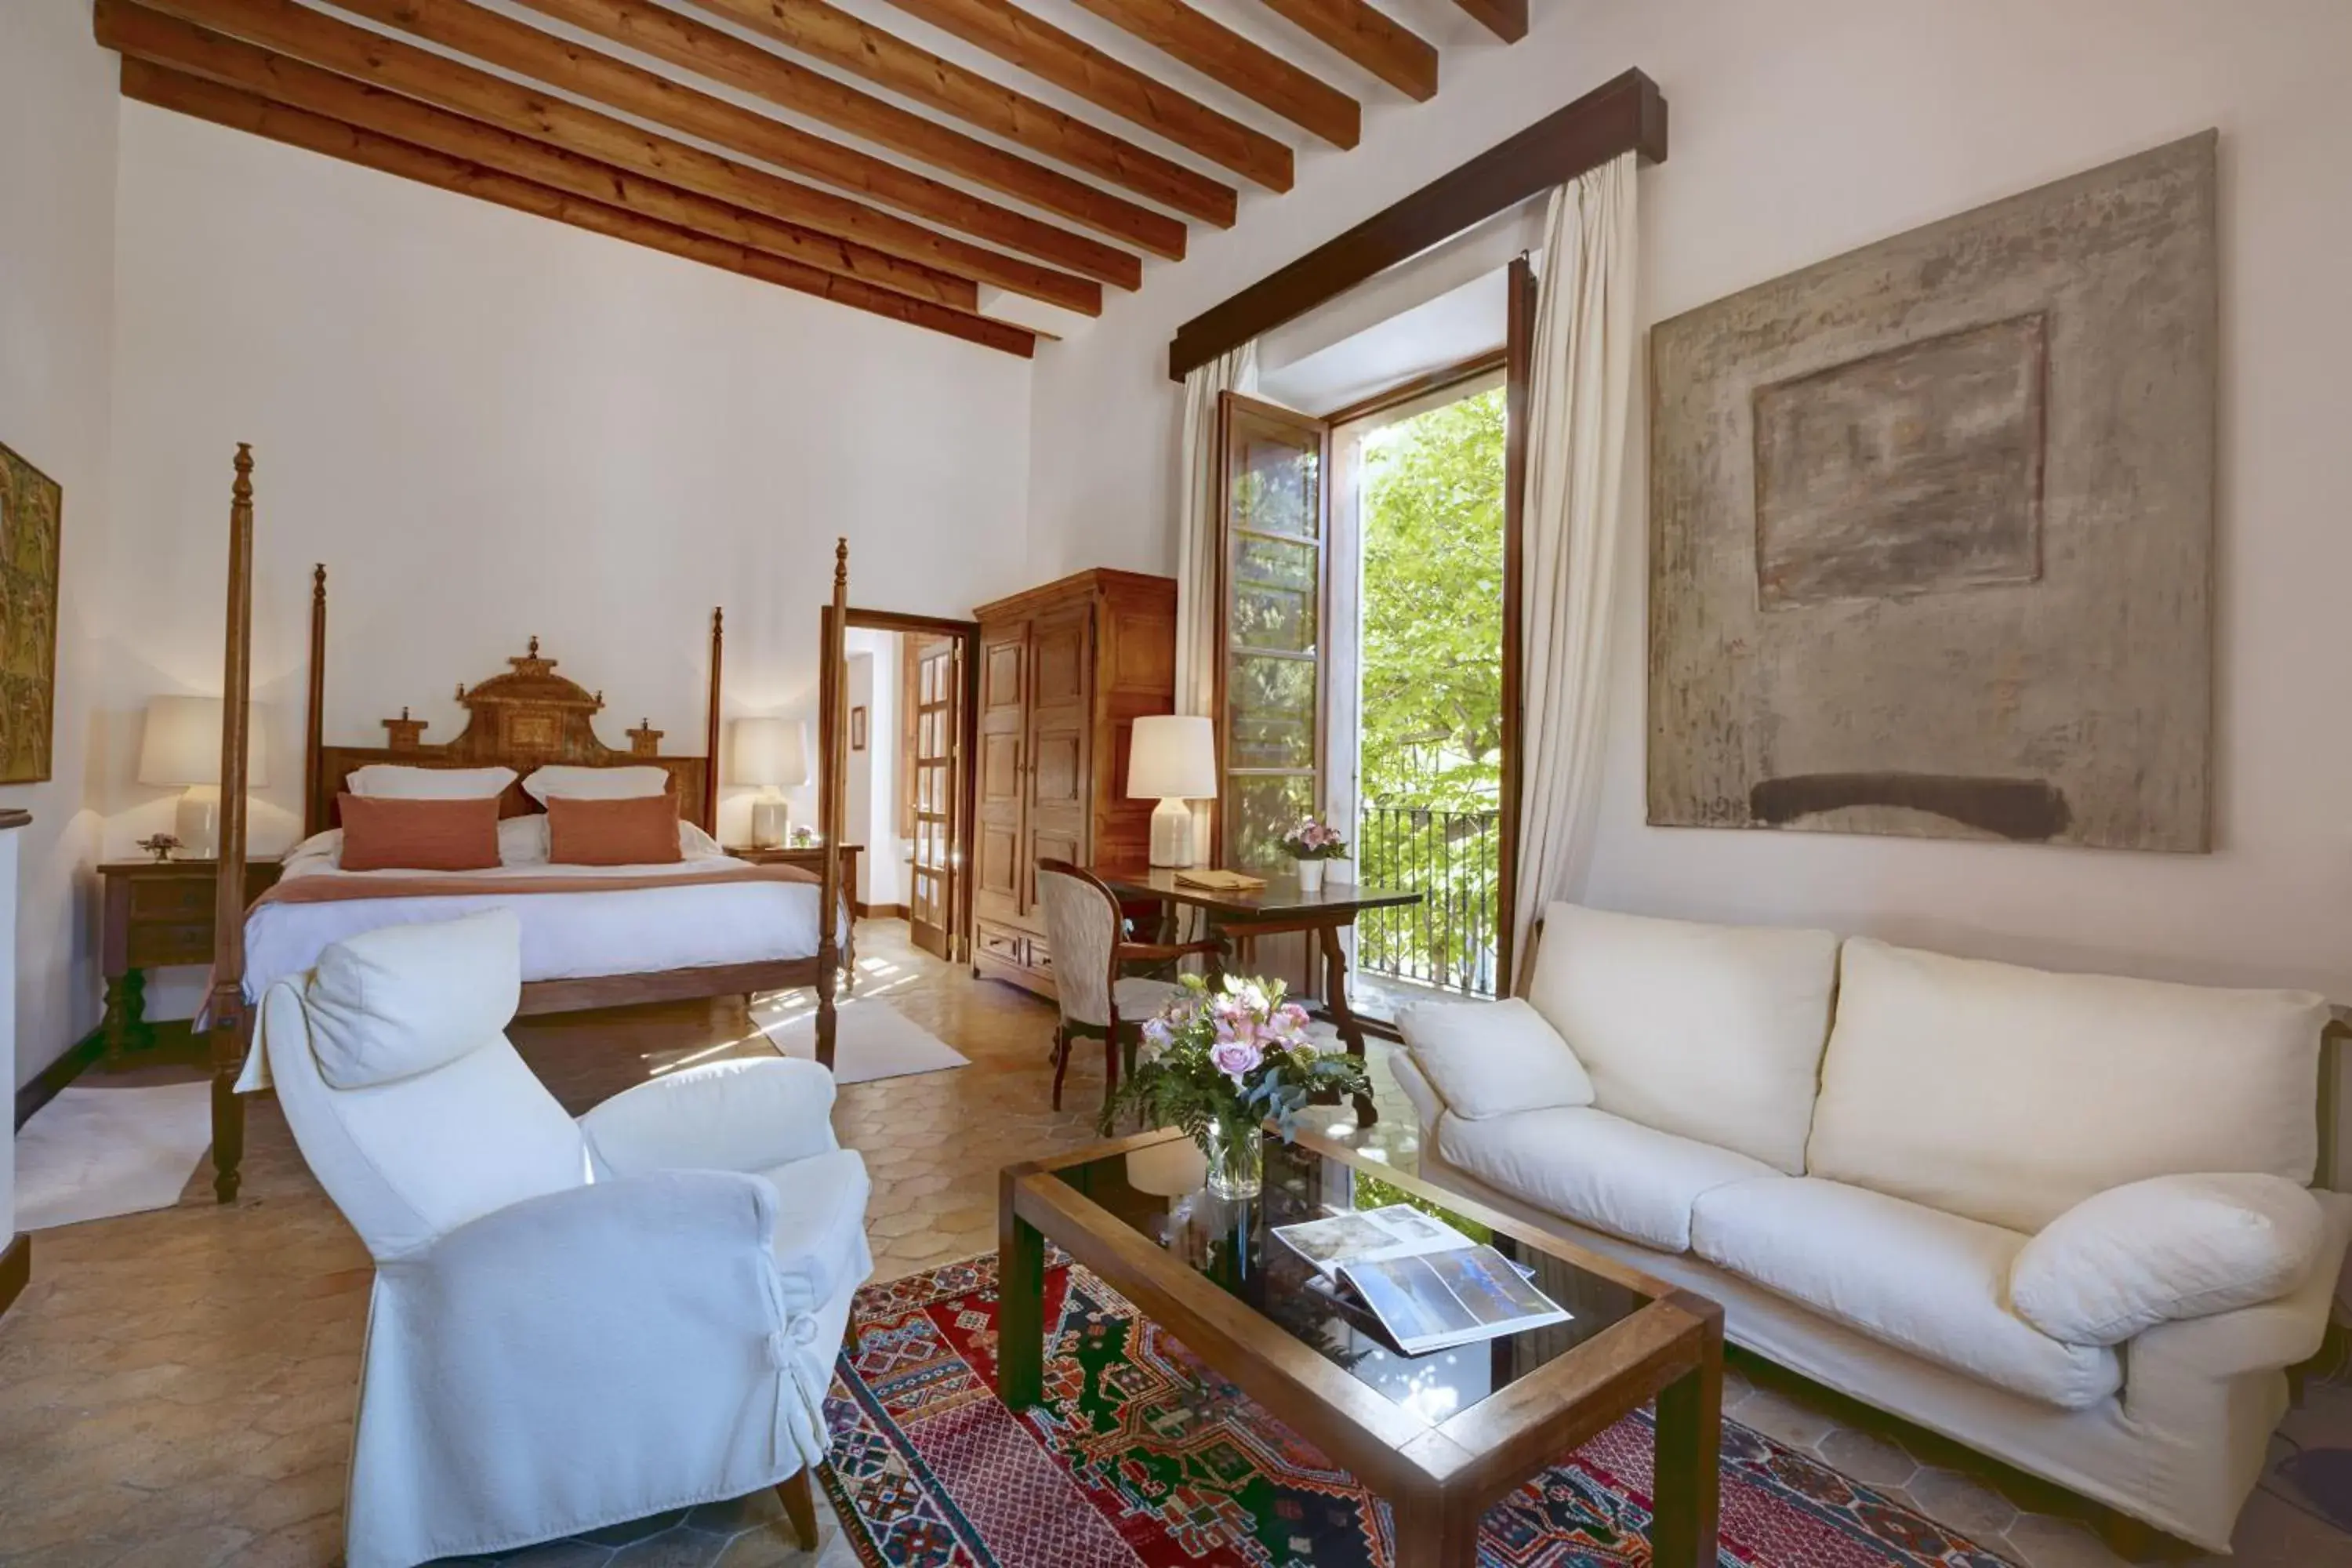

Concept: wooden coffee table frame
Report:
left=999, top=1127, right=1724, bottom=1568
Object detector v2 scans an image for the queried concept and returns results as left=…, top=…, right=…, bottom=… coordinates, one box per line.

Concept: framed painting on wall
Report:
left=850, top=705, right=868, bottom=753
left=1648, top=132, right=2217, bottom=852
left=0, top=441, right=62, bottom=784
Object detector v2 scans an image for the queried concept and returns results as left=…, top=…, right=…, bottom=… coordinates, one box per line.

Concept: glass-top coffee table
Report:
left=998, top=1126, right=1724, bottom=1567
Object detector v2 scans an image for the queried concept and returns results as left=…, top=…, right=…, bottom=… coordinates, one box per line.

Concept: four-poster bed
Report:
left=203, top=447, right=853, bottom=1203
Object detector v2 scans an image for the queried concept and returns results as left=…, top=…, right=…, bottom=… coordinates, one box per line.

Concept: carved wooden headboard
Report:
left=303, top=565, right=726, bottom=835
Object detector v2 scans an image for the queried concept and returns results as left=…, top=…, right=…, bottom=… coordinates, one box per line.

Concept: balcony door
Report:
left=1214, top=392, right=1331, bottom=871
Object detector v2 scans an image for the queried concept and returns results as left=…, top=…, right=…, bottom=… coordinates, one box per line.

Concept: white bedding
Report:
left=242, top=829, right=829, bottom=1001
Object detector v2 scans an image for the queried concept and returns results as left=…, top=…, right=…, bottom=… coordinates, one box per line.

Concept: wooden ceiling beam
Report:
left=132, top=0, right=1110, bottom=308
left=97, top=0, right=980, bottom=310
left=121, top=61, right=1035, bottom=355
left=649, top=0, right=1234, bottom=224
left=325, top=0, right=1185, bottom=261
left=1066, top=0, right=1359, bottom=148
left=1253, top=0, right=1433, bottom=102
left=878, top=0, right=1291, bottom=192
left=1449, top=0, right=1525, bottom=44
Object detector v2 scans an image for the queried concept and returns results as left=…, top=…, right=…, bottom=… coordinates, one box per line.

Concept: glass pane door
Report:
left=1216, top=392, right=1329, bottom=871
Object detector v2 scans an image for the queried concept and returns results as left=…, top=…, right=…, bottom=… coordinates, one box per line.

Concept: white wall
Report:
left=100, top=101, right=1033, bottom=1018
left=1025, top=0, right=2352, bottom=1001
left=2, top=0, right=116, bottom=1091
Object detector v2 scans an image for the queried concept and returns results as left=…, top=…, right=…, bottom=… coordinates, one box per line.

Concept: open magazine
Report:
left=1274, top=1205, right=1570, bottom=1356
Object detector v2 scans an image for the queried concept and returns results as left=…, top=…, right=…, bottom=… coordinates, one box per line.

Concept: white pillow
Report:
left=1399, top=998, right=1595, bottom=1120
left=520, top=764, right=673, bottom=803
left=347, top=764, right=517, bottom=800
left=496, top=815, right=549, bottom=866
left=2009, top=1174, right=2328, bottom=1345
left=304, top=910, right=523, bottom=1090
left=679, top=820, right=724, bottom=859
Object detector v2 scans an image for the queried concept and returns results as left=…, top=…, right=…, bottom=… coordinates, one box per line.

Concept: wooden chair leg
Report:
left=776, top=1465, right=818, bottom=1552
left=1050, top=1024, right=1070, bottom=1111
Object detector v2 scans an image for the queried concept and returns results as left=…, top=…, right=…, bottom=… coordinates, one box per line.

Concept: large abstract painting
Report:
left=0, top=441, right=62, bottom=784
left=1648, top=132, right=2217, bottom=851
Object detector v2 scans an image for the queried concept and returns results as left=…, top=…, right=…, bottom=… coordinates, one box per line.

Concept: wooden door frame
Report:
left=827, top=606, right=981, bottom=964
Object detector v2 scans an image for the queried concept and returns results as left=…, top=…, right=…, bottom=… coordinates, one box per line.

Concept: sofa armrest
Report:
left=2129, top=1189, right=2352, bottom=1383
left=1388, top=1045, right=1447, bottom=1138
left=582, top=1057, right=839, bottom=1178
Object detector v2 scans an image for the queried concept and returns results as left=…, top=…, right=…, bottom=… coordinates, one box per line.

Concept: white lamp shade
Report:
left=1127, top=715, right=1217, bottom=800
left=729, top=716, right=810, bottom=787
left=138, top=695, right=268, bottom=789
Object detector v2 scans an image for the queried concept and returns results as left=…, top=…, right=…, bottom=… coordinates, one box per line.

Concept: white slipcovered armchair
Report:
left=236, top=909, right=872, bottom=1568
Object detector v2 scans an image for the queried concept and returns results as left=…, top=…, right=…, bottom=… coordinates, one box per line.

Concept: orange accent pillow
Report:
left=337, top=793, right=502, bottom=872
left=545, top=793, right=684, bottom=866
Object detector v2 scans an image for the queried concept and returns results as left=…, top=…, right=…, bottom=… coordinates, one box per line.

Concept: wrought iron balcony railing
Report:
left=1353, top=804, right=1500, bottom=1000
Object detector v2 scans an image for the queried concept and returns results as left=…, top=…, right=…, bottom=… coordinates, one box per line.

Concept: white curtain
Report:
left=1173, top=343, right=1258, bottom=862
left=1174, top=343, right=1258, bottom=717
left=1512, top=152, right=1639, bottom=985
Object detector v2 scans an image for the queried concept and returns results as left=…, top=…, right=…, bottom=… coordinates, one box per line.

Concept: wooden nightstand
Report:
left=726, top=844, right=862, bottom=986
left=99, top=857, right=281, bottom=1069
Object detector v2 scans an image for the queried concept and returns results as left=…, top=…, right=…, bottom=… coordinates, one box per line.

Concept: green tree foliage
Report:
left=1354, top=387, right=1506, bottom=996
left=1359, top=387, right=1505, bottom=812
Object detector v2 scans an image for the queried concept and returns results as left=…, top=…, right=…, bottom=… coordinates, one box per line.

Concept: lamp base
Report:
left=1148, top=797, right=1196, bottom=869
left=751, top=796, right=791, bottom=850
left=176, top=786, right=220, bottom=858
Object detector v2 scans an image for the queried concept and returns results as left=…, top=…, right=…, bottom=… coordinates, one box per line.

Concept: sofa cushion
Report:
left=1691, top=1177, right=2119, bottom=1410
left=1807, top=938, right=2327, bottom=1232
left=1436, top=1105, right=1784, bottom=1253
left=1400, top=998, right=1594, bottom=1120
left=1523, top=902, right=1838, bottom=1172
left=2009, top=1174, right=2329, bottom=1346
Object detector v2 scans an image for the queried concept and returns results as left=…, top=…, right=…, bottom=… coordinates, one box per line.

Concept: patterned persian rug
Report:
left=822, top=1254, right=2017, bottom=1568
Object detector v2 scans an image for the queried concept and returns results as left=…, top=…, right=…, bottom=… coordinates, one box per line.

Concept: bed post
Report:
left=209, top=444, right=256, bottom=1204
left=304, top=563, right=326, bottom=837
left=815, top=539, right=848, bottom=1070
left=703, top=606, right=724, bottom=833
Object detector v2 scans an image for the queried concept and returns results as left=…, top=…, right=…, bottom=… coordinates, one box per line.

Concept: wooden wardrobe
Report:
left=971, top=568, right=1177, bottom=998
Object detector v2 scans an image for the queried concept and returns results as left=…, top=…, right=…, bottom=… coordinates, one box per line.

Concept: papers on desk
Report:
left=1174, top=869, right=1265, bottom=892
left=1275, top=1205, right=1570, bottom=1356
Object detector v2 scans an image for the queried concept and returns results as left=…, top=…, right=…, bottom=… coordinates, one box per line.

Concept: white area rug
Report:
left=14, top=1082, right=213, bottom=1230
left=753, top=995, right=970, bottom=1084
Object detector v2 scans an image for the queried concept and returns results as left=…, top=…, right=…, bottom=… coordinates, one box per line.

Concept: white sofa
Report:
left=1390, top=902, right=2349, bottom=1552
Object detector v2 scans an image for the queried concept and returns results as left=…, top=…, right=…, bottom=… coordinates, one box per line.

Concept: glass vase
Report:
left=1200, top=1120, right=1264, bottom=1200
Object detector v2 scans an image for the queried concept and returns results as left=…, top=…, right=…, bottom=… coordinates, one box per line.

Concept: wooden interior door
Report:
left=1022, top=606, right=1092, bottom=906
left=974, top=621, right=1027, bottom=927
left=906, top=633, right=962, bottom=960
left=1215, top=391, right=1331, bottom=871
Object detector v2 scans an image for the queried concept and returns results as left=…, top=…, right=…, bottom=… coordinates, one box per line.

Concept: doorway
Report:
left=1211, top=347, right=1519, bottom=1022
left=826, top=608, right=978, bottom=964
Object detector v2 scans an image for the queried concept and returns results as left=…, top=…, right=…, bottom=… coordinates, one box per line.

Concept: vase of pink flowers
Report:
left=1103, top=973, right=1371, bottom=1199
left=1279, top=815, right=1348, bottom=895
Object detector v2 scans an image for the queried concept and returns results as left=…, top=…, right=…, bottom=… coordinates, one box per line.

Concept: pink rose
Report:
left=1209, top=1038, right=1262, bottom=1082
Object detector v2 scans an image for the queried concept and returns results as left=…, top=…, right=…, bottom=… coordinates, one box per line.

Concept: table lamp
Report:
left=138, top=695, right=268, bottom=857
left=1127, top=715, right=1216, bottom=868
left=730, top=716, right=808, bottom=848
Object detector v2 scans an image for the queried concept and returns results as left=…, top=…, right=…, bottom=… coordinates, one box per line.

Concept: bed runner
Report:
left=250, top=861, right=819, bottom=907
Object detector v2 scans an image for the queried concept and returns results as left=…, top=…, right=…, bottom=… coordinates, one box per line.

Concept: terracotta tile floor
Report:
left=2, top=920, right=2348, bottom=1566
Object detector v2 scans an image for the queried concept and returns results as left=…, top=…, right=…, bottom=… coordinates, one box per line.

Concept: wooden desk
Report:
left=1095, top=868, right=1420, bottom=1123
left=724, top=844, right=862, bottom=987
left=99, top=856, right=282, bottom=1069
